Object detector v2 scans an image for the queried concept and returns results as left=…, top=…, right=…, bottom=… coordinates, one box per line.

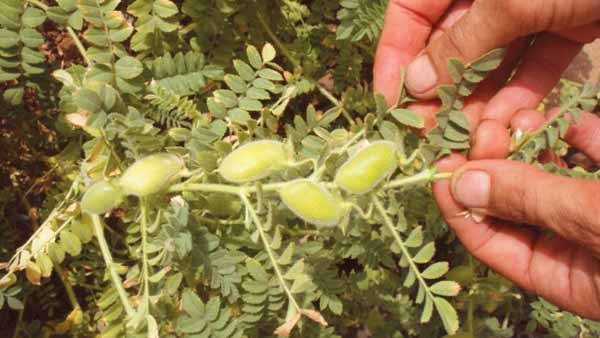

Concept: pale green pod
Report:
left=218, top=140, right=287, bottom=183
left=120, top=153, right=185, bottom=197
left=279, top=180, right=344, bottom=227
left=335, top=141, right=397, bottom=194
left=81, top=181, right=123, bottom=215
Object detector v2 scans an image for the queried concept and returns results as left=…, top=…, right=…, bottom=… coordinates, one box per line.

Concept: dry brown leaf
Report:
left=300, top=309, right=328, bottom=326
left=273, top=313, right=301, bottom=337
left=65, top=111, right=91, bottom=128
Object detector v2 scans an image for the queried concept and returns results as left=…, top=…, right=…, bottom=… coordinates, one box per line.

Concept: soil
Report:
left=563, top=39, right=600, bottom=84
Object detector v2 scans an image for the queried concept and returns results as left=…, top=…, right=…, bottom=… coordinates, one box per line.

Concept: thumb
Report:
left=404, top=0, right=534, bottom=99
left=450, top=160, right=600, bottom=251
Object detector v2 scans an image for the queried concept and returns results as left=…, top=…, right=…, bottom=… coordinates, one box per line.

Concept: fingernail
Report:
left=406, top=54, right=438, bottom=94
left=452, top=170, right=490, bottom=208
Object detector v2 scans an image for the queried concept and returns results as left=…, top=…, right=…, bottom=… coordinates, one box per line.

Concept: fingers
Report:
left=374, top=0, right=453, bottom=106
left=556, top=21, right=600, bottom=44
left=563, top=110, right=600, bottom=163
left=434, top=155, right=600, bottom=320
left=511, top=109, right=600, bottom=164
left=510, top=109, right=546, bottom=133
left=433, top=154, right=539, bottom=291
left=450, top=160, right=600, bottom=253
left=404, top=0, right=600, bottom=99
left=482, top=34, right=583, bottom=125
left=404, top=1, right=531, bottom=99
left=469, top=120, right=511, bottom=159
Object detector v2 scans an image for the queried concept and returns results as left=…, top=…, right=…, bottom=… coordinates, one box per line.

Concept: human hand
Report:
left=373, top=0, right=600, bottom=320
left=374, top=0, right=600, bottom=158
left=432, top=109, right=600, bottom=320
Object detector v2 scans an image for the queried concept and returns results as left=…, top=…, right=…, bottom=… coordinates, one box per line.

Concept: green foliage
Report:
left=1, top=1, right=600, bottom=338
left=337, top=0, right=387, bottom=42
left=0, top=0, right=47, bottom=104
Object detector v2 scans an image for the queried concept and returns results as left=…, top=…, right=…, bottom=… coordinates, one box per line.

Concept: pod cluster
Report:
left=218, top=140, right=398, bottom=227
left=81, top=153, right=185, bottom=215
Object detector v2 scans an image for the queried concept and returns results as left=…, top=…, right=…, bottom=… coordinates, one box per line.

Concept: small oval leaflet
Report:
left=218, top=140, right=287, bottom=183
left=335, top=141, right=397, bottom=194
left=81, top=181, right=123, bottom=215
left=279, top=180, right=344, bottom=227
left=120, top=153, right=185, bottom=197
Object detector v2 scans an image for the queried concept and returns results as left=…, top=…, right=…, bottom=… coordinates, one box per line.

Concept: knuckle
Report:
left=492, top=0, right=546, bottom=31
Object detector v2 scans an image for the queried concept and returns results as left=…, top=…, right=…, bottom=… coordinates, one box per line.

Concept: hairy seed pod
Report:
left=218, top=140, right=287, bottom=183
left=81, top=181, right=123, bottom=215
left=120, top=153, right=185, bottom=197
left=279, top=180, right=344, bottom=227
left=335, top=141, right=397, bottom=194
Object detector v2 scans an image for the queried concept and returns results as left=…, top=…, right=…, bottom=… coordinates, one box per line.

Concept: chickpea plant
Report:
left=2, top=1, right=600, bottom=338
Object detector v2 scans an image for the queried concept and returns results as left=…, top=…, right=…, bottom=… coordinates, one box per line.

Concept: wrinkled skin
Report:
left=374, top=0, right=600, bottom=319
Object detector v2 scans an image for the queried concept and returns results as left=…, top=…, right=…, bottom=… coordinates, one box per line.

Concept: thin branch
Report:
left=66, top=27, right=90, bottom=66
left=54, top=264, right=82, bottom=310
left=91, top=214, right=135, bottom=316
left=240, top=192, right=301, bottom=313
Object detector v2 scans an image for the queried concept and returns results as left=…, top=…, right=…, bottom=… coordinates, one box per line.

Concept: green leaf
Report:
left=470, top=48, right=506, bottom=72
left=213, top=90, right=238, bottom=108
left=22, top=8, right=47, bottom=27
left=257, top=69, right=283, bottom=81
left=421, top=296, right=433, bottom=323
left=262, top=43, right=276, bottom=63
left=37, top=254, right=54, bottom=278
left=154, top=0, right=178, bottom=18
left=430, top=281, right=461, bottom=296
left=57, top=0, right=77, bottom=11
left=448, top=110, right=470, bottom=130
left=403, top=269, right=416, bottom=288
left=233, top=59, right=255, bottom=81
left=115, top=56, right=144, bottom=79
left=224, top=74, right=247, bottom=93
left=447, top=58, right=465, bottom=84
left=404, top=227, right=423, bottom=248
left=434, top=296, right=459, bottom=334
left=246, top=87, right=270, bottom=100
left=390, top=108, right=425, bottom=128
left=60, top=230, right=82, bottom=256
left=182, top=289, right=205, bottom=317
left=421, top=262, right=449, bottom=280
left=413, top=242, right=435, bottom=264
left=246, top=45, right=262, bottom=69
left=19, top=28, right=44, bottom=48
left=0, top=28, right=19, bottom=48
left=246, top=258, right=269, bottom=282
left=290, top=274, right=313, bottom=294
left=238, top=98, right=262, bottom=111
left=228, top=108, right=251, bottom=124
left=74, top=88, right=103, bottom=113
left=284, top=260, right=304, bottom=280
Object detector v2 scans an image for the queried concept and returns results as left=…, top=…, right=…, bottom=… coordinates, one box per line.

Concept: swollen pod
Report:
left=335, top=141, right=397, bottom=194
left=218, top=140, right=287, bottom=183
left=120, top=153, right=185, bottom=197
left=279, top=179, right=344, bottom=227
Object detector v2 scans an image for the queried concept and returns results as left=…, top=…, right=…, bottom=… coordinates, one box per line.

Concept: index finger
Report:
left=374, top=0, right=453, bottom=106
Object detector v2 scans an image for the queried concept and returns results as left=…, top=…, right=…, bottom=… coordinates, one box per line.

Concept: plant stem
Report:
left=256, top=11, right=299, bottom=68
left=385, top=170, right=451, bottom=189
left=25, top=0, right=48, bottom=10
left=54, top=264, right=81, bottom=310
left=66, top=27, right=90, bottom=66
left=140, top=199, right=151, bottom=314
left=371, top=194, right=437, bottom=319
left=467, top=256, right=475, bottom=335
left=239, top=192, right=301, bottom=313
left=173, top=169, right=450, bottom=196
left=11, top=294, right=27, bottom=338
left=91, top=214, right=135, bottom=316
